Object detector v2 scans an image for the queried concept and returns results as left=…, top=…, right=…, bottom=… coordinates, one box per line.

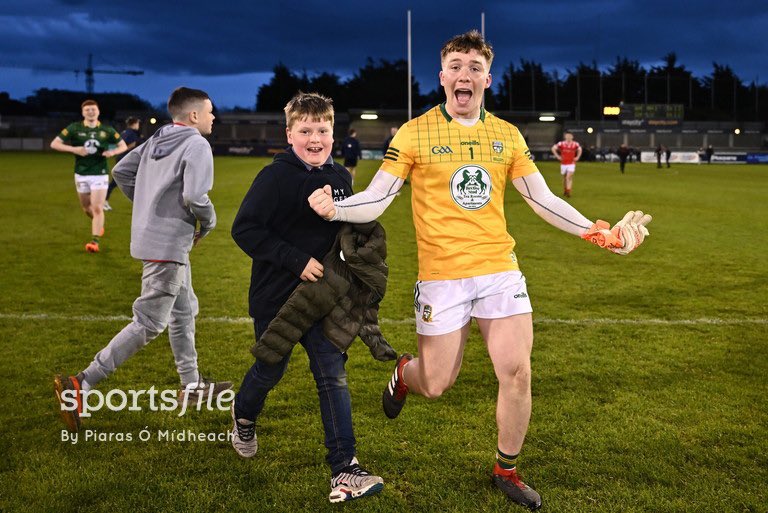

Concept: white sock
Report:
left=183, top=374, right=202, bottom=389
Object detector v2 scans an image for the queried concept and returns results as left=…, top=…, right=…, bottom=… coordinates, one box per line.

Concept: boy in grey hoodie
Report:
left=54, top=87, right=231, bottom=432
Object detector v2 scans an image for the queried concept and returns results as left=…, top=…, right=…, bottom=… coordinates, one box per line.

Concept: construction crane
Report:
left=0, top=53, right=143, bottom=93
left=79, top=53, right=143, bottom=94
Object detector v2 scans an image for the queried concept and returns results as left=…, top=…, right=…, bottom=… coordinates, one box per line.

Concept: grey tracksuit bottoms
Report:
left=82, top=261, right=200, bottom=387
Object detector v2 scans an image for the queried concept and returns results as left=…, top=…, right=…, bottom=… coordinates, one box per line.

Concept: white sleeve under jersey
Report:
left=511, top=172, right=593, bottom=236
left=331, top=169, right=592, bottom=237
left=331, top=170, right=404, bottom=223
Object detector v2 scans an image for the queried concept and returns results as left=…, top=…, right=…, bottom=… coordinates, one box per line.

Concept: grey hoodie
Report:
left=112, top=124, right=216, bottom=263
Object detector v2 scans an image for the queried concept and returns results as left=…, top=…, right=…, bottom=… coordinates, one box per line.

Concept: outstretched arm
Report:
left=512, top=172, right=592, bottom=235
left=308, top=169, right=404, bottom=222
left=512, top=171, right=652, bottom=254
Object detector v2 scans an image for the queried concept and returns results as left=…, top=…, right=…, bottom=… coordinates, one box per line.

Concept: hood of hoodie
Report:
left=149, top=124, right=200, bottom=160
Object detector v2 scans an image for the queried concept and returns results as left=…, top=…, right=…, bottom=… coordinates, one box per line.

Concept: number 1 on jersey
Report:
left=469, top=146, right=474, bottom=159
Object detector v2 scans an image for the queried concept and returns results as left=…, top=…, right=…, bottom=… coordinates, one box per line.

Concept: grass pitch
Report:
left=0, top=152, right=766, bottom=512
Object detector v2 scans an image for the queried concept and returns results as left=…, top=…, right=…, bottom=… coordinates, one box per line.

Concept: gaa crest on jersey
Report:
left=492, top=140, right=504, bottom=153
left=450, top=165, right=492, bottom=210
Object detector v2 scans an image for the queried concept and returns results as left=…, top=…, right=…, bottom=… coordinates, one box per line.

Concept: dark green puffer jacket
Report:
left=251, top=221, right=396, bottom=365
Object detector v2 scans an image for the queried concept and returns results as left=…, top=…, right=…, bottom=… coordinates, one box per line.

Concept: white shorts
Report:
left=560, top=164, right=576, bottom=175
left=413, top=270, right=533, bottom=336
left=74, top=174, right=109, bottom=194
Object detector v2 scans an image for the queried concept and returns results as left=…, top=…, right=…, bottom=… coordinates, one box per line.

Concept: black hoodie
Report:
left=231, top=149, right=353, bottom=320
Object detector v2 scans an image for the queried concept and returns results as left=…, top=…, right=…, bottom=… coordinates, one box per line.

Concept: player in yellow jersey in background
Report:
left=309, top=31, right=652, bottom=510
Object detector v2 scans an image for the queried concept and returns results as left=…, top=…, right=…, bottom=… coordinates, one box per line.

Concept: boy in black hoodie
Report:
left=230, top=92, right=384, bottom=503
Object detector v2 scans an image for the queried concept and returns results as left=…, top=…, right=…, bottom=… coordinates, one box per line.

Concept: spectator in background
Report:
left=664, top=146, right=671, bottom=168
left=617, top=143, right=630, bottom=174
left=655, top=145, right=663, bottom=168
left=383, top=126, right=408, bottom=189
left=105, top=116, right=144, bottom=211
left=383, top=126, right=397, bottom=153
left=705, top=145, right=714, bottom=164
left=598, top=147, right=606, bottom=162
left=341, top=128, right=362, bottom=184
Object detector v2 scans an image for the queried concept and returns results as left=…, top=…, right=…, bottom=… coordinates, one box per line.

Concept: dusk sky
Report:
left=1, top=0, right=767, bottom=109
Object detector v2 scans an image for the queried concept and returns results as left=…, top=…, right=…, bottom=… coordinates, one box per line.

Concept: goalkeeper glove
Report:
left=610, top=210, right=652, bottom=255
left=582, top=220, right=622, bottom=249
left=582, top=211, right=652, bottom=255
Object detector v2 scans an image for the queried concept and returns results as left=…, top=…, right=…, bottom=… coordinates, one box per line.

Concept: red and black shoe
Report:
left=492, top=463, right=542, bottom=511
left=54, top=374, right=84, bottom=432
left=382, top=353, right=412, bottom=419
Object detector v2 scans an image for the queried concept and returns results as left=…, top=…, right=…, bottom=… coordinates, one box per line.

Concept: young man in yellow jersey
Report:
left=308, top=31, right=651, bottom=511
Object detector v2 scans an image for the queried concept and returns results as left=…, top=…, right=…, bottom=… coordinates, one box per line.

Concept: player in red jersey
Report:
left=551, top=131, right=582, bottom=197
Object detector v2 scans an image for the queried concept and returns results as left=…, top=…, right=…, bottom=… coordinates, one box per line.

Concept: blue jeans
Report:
left=235, top=319, right=356, bottom=474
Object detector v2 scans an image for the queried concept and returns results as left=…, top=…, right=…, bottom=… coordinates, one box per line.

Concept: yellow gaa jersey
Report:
left=381, top=104, right=539, bottom=281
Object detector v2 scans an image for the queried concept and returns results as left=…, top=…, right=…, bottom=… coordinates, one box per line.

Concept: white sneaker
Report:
left=329, top=457, right=384, bottom=503
left=103, top=201, right=112, bottom=211
left=231, top=402, right=257, bottom=458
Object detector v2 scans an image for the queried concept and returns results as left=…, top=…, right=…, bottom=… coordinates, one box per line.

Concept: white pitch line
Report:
left=0, top=312, right=766, bottom=326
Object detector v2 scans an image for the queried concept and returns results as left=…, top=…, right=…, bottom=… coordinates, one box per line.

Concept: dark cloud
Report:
left=1, top=0, right=766, bottom=106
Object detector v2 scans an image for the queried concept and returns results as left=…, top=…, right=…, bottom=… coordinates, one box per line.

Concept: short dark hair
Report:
left=349, top=128, right=356, bottom=136
left=125, top=116, right=140, bottom=126
left=81, top=99, right=98, bottom=109
left=167, top=87, right=210, bottom=120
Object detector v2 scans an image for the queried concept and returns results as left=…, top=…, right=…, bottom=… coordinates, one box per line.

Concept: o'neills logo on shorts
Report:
left=514, top=292, right=528, bottom=299
left=422, top=305, right=433, bottom=322
left=450, top=165, right=492, bottom=210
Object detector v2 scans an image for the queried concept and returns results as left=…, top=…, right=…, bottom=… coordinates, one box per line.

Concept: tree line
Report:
left=256, top=53, right=767, bottom=122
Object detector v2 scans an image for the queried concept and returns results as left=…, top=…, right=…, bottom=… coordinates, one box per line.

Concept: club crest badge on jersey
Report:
left=492, top=140, right=504, bottom=153
left=84, top=139, right=100, bottom=155
left=422, top=305, right=433, bottom=323
left=450, top=165, right=492, bottom=210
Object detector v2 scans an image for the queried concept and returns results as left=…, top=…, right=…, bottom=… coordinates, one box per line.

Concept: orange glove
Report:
left=582, top=220, right=622, bottom=249
left=582, top=211, right=653, bottom=254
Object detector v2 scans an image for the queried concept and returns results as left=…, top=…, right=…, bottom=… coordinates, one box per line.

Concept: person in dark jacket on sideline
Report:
left=341, top=128, right=362, bottom=184
left=617, top=144, right=630, bottom=174
left=230, top=92, right=384, bottom=503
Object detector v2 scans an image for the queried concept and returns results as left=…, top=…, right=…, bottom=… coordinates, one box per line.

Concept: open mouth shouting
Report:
left=454, top=88, right=473, bottom=107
